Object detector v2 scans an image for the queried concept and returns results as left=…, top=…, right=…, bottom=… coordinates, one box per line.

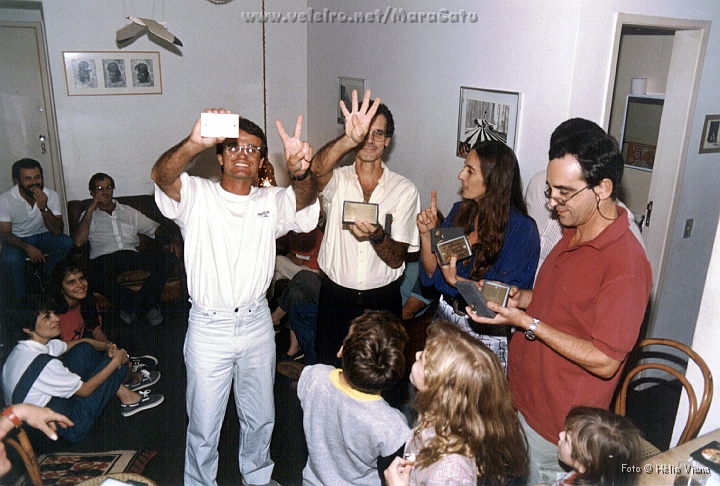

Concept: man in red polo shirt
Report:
left=468, top=120, right=651, bottom=485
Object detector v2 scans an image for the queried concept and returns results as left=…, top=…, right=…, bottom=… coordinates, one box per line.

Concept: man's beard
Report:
left=21, top=183, right=43, bottom=198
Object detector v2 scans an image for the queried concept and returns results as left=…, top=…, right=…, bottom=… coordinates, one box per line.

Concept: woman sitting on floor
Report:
left=1, top=294, right=164, bottom=443
left=49, top=259, right=159, bottom=391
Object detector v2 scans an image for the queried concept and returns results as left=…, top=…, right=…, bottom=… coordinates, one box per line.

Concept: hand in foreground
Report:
left=465, top=285, right=527, bottom=327
left=24, top=244, right=46, bottom=263
left=276, top=115, right=311, bottom=177
left=438, top=254, right=459, bottom=286
left=384, top=456, right=412, bottom=486
left=32, top=187, right=49, bottom=212
left=340, top=89, right=381, bottom=144
left=90, top=191, right=111, bottom=211
left=12, top=403, right=73, bottom=441
left=108, top=345, right=130, bottom=366
left=416, top=189, right=438, bottom=235
left=189, top=108, right=232, bottom=149
left=349, top=220, right=378, bottom=239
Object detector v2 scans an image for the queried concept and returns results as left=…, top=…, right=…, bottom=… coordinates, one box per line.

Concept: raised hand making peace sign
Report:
left=275, top=114, right=312, bottom=178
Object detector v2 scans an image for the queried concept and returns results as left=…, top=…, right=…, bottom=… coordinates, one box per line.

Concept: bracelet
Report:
left=2, top=406, right=22, bottom=427
left=289, top=169, right=310, bottom=181
left=368, top=228, right=386, bottom=245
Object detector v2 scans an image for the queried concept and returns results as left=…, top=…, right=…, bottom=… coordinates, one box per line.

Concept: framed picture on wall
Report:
left=699, top=114, right=720, bottom=154
left=456, top=87, right=519, bottom=157
left=338, top=77, right=367, bottom=124
left=63, top=51, right=161, bottom=96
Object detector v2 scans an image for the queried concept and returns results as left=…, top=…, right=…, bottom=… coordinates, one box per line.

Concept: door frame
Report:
left=603, top=14, right=711, bottom=336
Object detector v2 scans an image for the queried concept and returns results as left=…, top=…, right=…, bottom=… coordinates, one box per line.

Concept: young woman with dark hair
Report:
left=417, top=140, right=540, bottom=370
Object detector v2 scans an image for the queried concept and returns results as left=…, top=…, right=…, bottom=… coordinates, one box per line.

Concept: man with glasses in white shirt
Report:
left=152, top=110, right=318, bottom=486
left=310, top=90, right=420, bottom=366
left=74, top=173, right=179, bottom=326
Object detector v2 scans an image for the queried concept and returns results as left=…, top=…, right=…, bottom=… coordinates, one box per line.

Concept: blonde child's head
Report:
left=560, top=406, right=643, bottom=485
left=411, top=320, right=528, bottom=485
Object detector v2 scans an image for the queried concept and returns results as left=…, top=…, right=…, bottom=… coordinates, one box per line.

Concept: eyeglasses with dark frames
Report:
left=544, top=184, right=592, bottom=206
left=369, top=129, right=387, bottom=142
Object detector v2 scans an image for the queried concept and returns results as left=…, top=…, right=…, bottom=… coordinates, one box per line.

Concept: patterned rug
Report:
left=14, top=450, right=156, bottom=486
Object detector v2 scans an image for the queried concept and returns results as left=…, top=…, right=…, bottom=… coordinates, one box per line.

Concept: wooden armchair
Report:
left=66, top=195, right=186, bottom=309
left=5, top=426, right=43, bottom=486
left=614, top=338, right=714, bottom=447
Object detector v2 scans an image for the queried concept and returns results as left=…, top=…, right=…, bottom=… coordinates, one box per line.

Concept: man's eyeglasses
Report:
left=224, top=143, right=262, bottom=158
left=369, top=129, right=387, bottom=142
left=93, top=185, right=114, bottom=192
left=544, top=184, right=592, bottom=206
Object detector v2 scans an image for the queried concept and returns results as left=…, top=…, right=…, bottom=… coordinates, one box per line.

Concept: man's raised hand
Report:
left=340, top=89, right=381, bottom=145
left=276, top=114, right=311, bottom=177
left=189, top=108, right=230, bottom=149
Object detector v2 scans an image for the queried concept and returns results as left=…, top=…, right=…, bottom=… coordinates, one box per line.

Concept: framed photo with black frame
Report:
left=699, top=114, right=720, bottom=154
left=456, top=87, right=519, bottom=157
left=338, top=76, right=367, bottom=124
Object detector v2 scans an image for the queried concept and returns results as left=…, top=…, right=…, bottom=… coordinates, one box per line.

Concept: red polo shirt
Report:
left=509, top=207, right=651, bottom=442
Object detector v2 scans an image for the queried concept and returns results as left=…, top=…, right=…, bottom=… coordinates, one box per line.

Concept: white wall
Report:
left=38, top=0, right=307, bottom=200
left=307, top=0, right=582, bottom=213
left=681, top=211, right=720, bottom=442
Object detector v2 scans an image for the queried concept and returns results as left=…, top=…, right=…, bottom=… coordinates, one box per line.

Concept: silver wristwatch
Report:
left=525, top=318, right=539, bottom=341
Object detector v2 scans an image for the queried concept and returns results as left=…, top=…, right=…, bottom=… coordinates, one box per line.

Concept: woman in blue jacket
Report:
left=417, top=140, right=540, bottom=371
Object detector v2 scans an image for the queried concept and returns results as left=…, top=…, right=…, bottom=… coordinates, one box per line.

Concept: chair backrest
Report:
left=5, top=426, right=43, bottom=486
left=614, top=338, right=713, bottom=446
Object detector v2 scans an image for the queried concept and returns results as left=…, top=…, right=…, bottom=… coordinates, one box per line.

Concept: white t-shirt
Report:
left=0, top=185, right=63, bottom=237
left=82, top=201, right=159, bottom=259
left=2, top=339, right=82, bottom=407
left=155, top=173, right=319, bottom=308
left=318, top=162, right=420, bottom=290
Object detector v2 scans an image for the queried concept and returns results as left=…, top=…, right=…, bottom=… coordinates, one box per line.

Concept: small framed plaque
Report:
left=342, top=201, right=379, bottom=225
left=435, top=235, right=472, bottom=266
left=482, top=280, right=511, bottom=307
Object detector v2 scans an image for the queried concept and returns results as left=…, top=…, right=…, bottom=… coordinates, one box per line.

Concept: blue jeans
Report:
left=184, top=299, right=276, bottom=486
left=277, top=270, right=321, bottom=365
left=47, top=342, right=128, bottom=443
left=289, top=302, right=318, bottom=365
left=90, top=249, right=178, bottom=313
left=0, top=231, right=73, bottom=301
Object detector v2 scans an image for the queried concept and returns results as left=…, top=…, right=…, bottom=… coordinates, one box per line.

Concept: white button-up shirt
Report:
left=318, top=162, right=420, bottom=290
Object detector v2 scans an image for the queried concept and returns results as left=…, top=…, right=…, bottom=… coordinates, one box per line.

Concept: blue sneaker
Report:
left=126, top=370, right=160, bottom=391
left=120, top=390, right=164, bottom=417
left=131, top=355, right=158, bottom=372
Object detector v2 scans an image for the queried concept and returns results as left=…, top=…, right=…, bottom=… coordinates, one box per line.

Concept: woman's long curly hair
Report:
left=413, top=321, right=528, bottom=485
left=454, top=140, right=527, bottom=280
left=48, top=258, right=101, bottom=334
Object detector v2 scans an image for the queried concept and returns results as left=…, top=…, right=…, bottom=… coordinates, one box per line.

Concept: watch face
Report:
left=525, top=330, right=537, bottom=341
